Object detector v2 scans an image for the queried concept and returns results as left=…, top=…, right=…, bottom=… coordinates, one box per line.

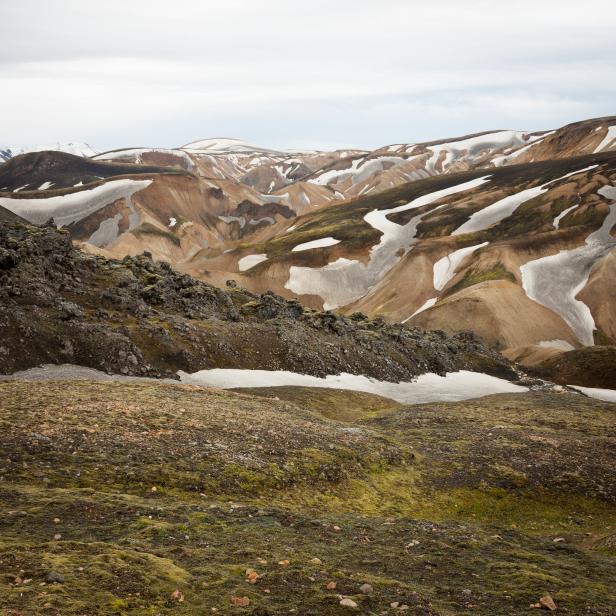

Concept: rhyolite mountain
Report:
left=1, top=116, right=616, bottom=386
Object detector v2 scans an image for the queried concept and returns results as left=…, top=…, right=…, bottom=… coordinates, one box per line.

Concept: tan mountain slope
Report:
left=224, top=153, right=616, bottom=372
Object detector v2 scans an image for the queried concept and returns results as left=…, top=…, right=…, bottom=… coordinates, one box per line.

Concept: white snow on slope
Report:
left=286, top=176, right=490, bottom=309
left=569, top=385, right=616, bottom=403
left=433, top=242, right=489, bottom=291
left=520, top=185, right=616, bottom=346
left=546, top=165, right=598, bottom=184
left=425, top=131, right=531, bottom=173
left=553, top=202, right=580, bottom=229
left=403, top=297, right=437, bottom=323
left=238, top=254, right=268, bottom=271
left=453, top=165, right=598, bottom=236
left=179, top=368, right=527, bottom=404
left=291, top=237, right=340, bottom=252
left=87, top=213, right=124, bottom=247
left=594, top=126, right=616, bottom=153
left=219, top=215, right=246, bottom=229
left=260, top=192, right=290, bottom=205
left=169, top=217, right=177, bottom=227
left=538, top=339, right=575, bottom=351
left=38, top=181, right=54, bottom=191
left=453, top=186, right=547, bottom=236
left=0, top=179, right=152, bottom=227
left=490, top=131, right=555, bottom=167
left=38, top=141, right=98, bottom=157
left=93, top=148, right=195, bottom=169
left=181, top=137, right=284, bottom=155
left=308, top=155, right=405, bottom=186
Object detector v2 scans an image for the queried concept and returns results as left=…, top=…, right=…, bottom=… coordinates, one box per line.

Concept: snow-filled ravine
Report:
left=520, top=185, right=616, bottom=346
left=178, top=369, right=528, bottom=404
left=0, top=179, right=152, bottom=228
left=285, top=176, right=490, bottom=309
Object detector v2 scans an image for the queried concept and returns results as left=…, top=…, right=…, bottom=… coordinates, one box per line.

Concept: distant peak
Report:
left=0, top=141, right=98, bottom=162
left=180, top=137, right=279, bottom=153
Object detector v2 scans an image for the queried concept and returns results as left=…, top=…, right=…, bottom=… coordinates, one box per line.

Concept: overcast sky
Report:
left=2, top=0, right=615, bottom=151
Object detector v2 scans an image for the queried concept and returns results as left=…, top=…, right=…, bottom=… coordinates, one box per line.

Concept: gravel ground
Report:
left=0, top=363, right=179, bottom=384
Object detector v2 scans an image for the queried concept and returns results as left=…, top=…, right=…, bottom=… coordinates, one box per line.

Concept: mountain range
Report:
left=2, top=116, right=615, bottom=388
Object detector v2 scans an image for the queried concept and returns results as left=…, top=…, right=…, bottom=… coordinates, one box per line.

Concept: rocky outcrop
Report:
left=0, top=220, right=514, bottom=380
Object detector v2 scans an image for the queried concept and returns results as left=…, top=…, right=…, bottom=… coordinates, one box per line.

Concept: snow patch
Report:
left=569, top=385, right=616, bottom=403
left=238, top=254, right=268, bottom=271
left=286, top=176, right=490, bottom=309
left=292, top=237, right=340, bottom=252
left=426, top=131, right=531, bottom=173
left=169, top=217, right=177, bottom=227
left=491, top=131, right=555, bottom=167
left=403, top=297, right=437, bottom=322
left=38, top=181, right=54, bottom=190
left=594, top=125, right=616, bottom=153
left=181, top=137, right=284, bottom=155
left=7, top=141, right=98, bottom=159
left=178, top=369, right=527, bottom=404
left=0, top=179, right=152, bottom=227
left=538, top=339, right=575, bottom=351
left=87, top=213, right=123, bottom=247
left=553, top=203, right=580, bottom=229
left=453, top=165, right=598, bottom=236
left=433, top=242, right=489, bottom=291
left=520, top=185, right=616, bottom=346
left=308, top=155, right=405, bottom=187
left=218, top=215, right=246, bottom=229
left=453, top=186, right=547, bottom=236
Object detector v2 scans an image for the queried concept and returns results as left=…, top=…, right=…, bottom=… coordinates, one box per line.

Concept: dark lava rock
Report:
left=0, top=220, right=515, bottom=381
left=46, top=571, right=65, bottom=584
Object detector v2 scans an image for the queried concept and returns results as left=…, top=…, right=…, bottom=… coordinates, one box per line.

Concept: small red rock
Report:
left=230, top=596, right=250, bottom=606
left=539, top=594, right=557, bottom=611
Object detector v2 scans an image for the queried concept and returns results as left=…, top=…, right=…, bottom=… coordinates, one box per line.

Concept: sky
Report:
left=1, top=0, right=615, bottom=151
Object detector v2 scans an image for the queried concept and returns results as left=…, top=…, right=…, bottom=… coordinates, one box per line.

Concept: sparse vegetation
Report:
left=442, top=262, right=516, bottom=297
left=131, top=222, right=181, bottom=246
left=1, top=381, right=615, bottom=615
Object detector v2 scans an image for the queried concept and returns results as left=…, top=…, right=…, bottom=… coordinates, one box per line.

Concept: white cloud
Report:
left=1, top=0, right=615, bottom=149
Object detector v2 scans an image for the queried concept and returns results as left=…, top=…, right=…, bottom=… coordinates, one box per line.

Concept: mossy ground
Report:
left=1, top=381, right=615, bottom=615
left=234, top=386, right=402, bottom=422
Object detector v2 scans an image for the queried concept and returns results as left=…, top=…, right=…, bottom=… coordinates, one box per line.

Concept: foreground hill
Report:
left=0, top=379, right=614, bottom=614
